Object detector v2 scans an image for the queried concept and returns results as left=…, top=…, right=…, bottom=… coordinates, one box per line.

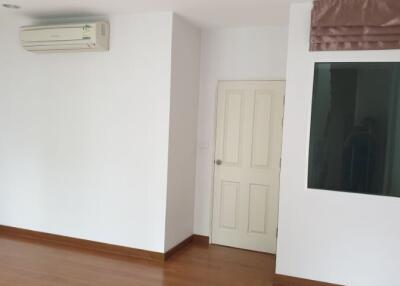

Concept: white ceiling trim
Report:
left=0, top=0, right=310, bottom=28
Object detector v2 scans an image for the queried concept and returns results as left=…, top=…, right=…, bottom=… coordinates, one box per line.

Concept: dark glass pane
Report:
left=308, top=62, right=400, bottom=197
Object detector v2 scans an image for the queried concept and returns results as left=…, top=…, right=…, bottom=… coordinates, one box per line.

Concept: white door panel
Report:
left=212, top=81, right=285, bottom=254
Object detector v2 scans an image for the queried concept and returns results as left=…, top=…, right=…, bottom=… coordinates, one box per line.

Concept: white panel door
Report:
left=212, top=81, right=285, bottom=254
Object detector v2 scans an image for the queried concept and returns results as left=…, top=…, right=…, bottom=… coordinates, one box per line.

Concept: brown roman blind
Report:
left=310, top=0, right=400, bottom=51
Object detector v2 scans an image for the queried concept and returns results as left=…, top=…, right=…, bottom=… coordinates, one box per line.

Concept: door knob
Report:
left=215, top=159, right=223, bottom=165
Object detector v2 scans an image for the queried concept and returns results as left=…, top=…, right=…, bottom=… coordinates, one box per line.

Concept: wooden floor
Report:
left=0, top=234, right=278, bottom=286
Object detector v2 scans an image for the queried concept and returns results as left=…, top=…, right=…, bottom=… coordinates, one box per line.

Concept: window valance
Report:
left=311, top=0, right=400, bottom=51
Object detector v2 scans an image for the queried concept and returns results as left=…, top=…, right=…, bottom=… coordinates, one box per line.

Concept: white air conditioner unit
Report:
left=20, top=22, right=110, bottom=53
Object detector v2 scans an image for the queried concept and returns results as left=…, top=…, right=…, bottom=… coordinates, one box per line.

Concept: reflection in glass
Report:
left=308, top=62, right=400, bottom=197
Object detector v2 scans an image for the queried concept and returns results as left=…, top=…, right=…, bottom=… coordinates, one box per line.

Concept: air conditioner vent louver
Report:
left=20, top=22, right=110, bottom=53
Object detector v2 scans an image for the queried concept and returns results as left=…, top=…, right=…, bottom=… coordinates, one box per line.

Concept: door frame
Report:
left=208, top=79, right=286, bottom=247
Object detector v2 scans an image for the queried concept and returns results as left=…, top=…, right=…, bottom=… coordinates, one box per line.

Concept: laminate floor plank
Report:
left=0, top=235, right=277, bottom=286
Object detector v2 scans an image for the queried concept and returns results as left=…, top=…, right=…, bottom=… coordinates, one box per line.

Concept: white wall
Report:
left=0, top=13, right=173, bottom=252
left=164, top=16, right=201, bottom=251
left=276, top=3, right=400, bottom=286
left=193, top=26, right=288, bottom=235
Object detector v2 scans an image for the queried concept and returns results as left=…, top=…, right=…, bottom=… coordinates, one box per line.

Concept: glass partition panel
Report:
left=308, top=62, right=400, bottom=197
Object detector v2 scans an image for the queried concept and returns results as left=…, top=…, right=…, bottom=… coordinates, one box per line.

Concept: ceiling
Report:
left=0, top=0, right=309, bottom=28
